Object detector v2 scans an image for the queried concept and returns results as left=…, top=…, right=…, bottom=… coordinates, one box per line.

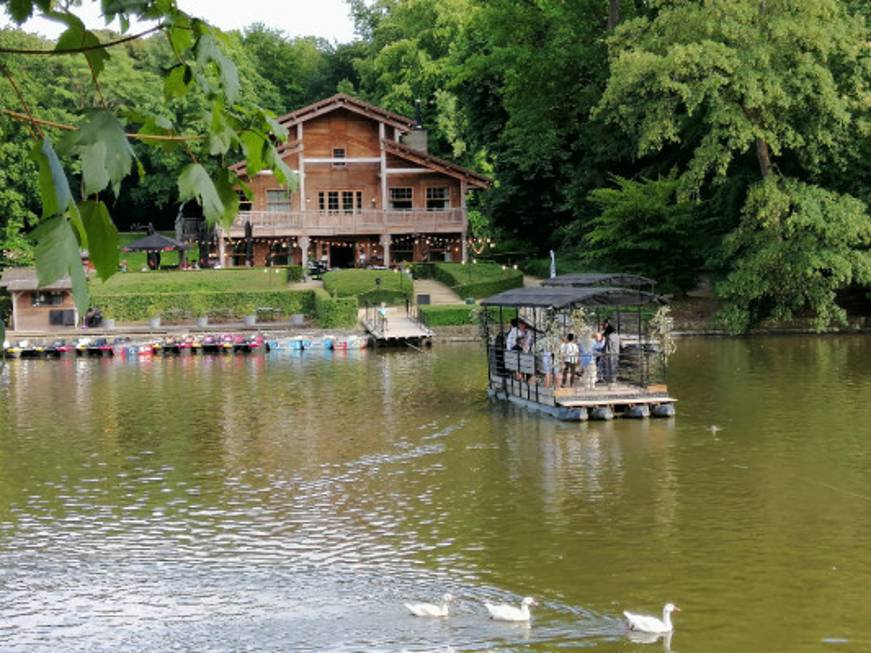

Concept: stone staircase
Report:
left=413, top=278, right=463, bottom=305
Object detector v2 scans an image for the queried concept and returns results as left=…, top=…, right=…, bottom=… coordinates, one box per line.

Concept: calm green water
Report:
left=1, top=337, right=870, bottom=652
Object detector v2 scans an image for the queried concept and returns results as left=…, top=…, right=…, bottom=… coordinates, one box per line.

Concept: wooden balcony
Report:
left=224, top=209, right=466, bottom=237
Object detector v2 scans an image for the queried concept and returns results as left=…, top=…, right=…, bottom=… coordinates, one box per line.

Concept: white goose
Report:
left=405, top=593, right=454, bottom=617
left=484, top=596, right=537, bottom=622
left=624, top=603, right=680, bottom=634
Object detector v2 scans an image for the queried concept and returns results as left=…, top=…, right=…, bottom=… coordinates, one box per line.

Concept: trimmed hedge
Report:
left=419, top=304, right=516, bottom=326
left=358, top=288, right=410, bottom=306
left=431, top=262, right=523, bottom=299
left=314, top=288, right=358, bottom=328
left=285, top=266, right=304, bottom=282
left=91, top=268, right=304, bottom=294
left=94, top=290, right=315, bottom=322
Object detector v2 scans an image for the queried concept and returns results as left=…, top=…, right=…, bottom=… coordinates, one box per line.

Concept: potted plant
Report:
left=147, top=303, right=161, bottom=329
left=240, top=301, right=257, bottom=327
left=101, top=306, right=116, bottom=330
left=190, top=296, right=209, bottom=328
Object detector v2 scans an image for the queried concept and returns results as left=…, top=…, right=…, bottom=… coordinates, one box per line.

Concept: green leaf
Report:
left=265, top=144, right=298, bottom=191
left=196, top=33, right=240, bottom=103
left=208, top=102, right=234, bottom=155
left=30, top=138, right=73, bottom=218
left=63, top=110, right=135, bottom=197
left=31, top=216, right=89, bottom=316
left=8, top=0, right=35, bottom=23
left=164, top=64, right=191, bottom=99
left=81, top=142, right=110, bottom=197
left=214, top=171, right=240, bottom=229
left=79, top=200, right=119, bottom=282
left=177, top=163, right=225, bottom=226
left=240, top=131, right=266, bottom=175
left=168, top=14, right=194, bottom=53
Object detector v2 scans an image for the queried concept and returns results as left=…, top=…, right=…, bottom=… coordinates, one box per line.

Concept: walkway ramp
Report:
left=413, top=278, right=462, bottom=304
left=362, top=313, right=432, bottom=346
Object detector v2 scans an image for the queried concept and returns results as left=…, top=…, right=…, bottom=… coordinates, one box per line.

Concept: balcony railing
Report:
left=226, top=209, right=465, bottom=235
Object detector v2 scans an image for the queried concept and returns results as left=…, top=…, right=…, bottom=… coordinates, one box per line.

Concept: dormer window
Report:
left=332, top=147, right=346, bottom=167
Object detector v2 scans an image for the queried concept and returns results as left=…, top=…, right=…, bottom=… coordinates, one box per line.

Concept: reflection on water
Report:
left=1, top=337, right=871, bottom=651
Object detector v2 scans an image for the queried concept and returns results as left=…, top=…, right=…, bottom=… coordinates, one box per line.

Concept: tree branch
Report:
left=0, top=25, right=166, bottom=55
left=0, top=108, right=206, bottom=142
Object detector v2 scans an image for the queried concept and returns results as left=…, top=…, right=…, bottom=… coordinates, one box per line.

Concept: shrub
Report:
left=419, top=304, right=516, bottom=326
left=90, top=268, right=298, bottom=295
left=285, top=265, right=304, bottom=282
left=93, top=290, right=316, bottom=322
left=314, top=288, right=358, bottom=328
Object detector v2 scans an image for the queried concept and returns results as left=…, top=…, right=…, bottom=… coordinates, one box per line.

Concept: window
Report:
left=318, top=190, right=362, bottom=213
left=332, top=147, right=346, bottom=167
left=426, top=187, right=450, bottom=210
left=237, top=190, right=252, bottom=212
left=389, top=187, right=413, bottom=210
left=266, top=189, right=291, bottom=213
left=32, top=291, right=64, bottom=307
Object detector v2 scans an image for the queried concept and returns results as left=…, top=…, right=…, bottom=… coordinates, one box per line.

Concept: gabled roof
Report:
left=542, top=273, right=656, bottom=289
left=384, top=140, right=490, bottom=189
left=277, top=93, right=415, bottom=132
left=0, top=267, right=71, bottom=292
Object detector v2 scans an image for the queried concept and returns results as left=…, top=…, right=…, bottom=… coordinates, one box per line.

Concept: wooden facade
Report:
left=221, top=94, right=489, bottom=268
left=0, top=268, right=76, bottom=331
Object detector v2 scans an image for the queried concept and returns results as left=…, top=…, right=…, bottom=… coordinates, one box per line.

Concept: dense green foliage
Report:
left=0, top=0, right=869, bottom=332
left=313, top=288, right=359, bottom=328
left=93, top=289, right=315, bottom=321
left=418, top=304, right=513, bottom=326
left=90, top=268, right=302, bottom=294
left=322, top=269, right=413, bottom=305
left=581, top=176, right=707, bottom=295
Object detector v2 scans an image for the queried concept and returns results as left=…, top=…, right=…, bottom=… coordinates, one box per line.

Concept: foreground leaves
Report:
left=80, top=200, right=120, bottom=282
left=31, top=216, right=89, bottom=316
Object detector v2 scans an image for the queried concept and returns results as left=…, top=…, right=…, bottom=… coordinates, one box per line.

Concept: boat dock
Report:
left=361, top=308, right=432, bottom=347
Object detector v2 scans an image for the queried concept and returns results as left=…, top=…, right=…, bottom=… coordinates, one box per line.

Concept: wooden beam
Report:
left=297, top=123, right=305, bottom=211
left=379, top=122, right=387, bottom=210
left=303, top=157, right=381, bottom=164
left=384, top=168, right=432, bottom=174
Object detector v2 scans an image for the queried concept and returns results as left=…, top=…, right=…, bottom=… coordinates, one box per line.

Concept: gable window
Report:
left=389, top=187, right=413, bottom=211
left=237, top=190, right=253, bottom=212
left=266, top=189, right=291, bottom=213
left=318, top=190, right=362, bottom=213
left=426, top=187, right=450, bottom=210
left=332, top=147, right=346, bottom=167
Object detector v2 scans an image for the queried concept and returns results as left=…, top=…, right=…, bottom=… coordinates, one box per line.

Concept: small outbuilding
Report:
left=0, top=268, right=77, bottom=331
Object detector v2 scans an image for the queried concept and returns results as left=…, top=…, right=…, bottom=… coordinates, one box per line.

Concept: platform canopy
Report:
left=481, top=285, right=665, bottom=309
left=121, top=233, right=183, bottom=252
left=541, top=273, right=655, bottom=288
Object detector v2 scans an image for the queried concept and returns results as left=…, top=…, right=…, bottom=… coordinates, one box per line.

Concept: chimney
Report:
left=401, top=99, right=428, bottom=153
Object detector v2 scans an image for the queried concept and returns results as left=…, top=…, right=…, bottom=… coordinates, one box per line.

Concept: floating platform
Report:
left=362, top=315, right=432, bottom=348
left=488, top=375, right=676, bottom=421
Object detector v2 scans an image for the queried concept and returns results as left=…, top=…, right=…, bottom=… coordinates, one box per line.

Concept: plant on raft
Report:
left=648, top=305, right=676, bottom=362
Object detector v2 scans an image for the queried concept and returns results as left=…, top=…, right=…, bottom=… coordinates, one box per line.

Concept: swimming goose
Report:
left=484, top=596, right=537, bottom=622
left=624, top=603, right=680, bottom=633
left=405, top=593, right=454, bottom=617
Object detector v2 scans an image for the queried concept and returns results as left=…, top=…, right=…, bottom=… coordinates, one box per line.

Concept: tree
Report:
left=595, top=0, right=871, bottom=329
left=716, top=177, right=871, bottom=332
left=0, top=0, right=295, bottom=315
left=582, top=175, right=706, bottom=294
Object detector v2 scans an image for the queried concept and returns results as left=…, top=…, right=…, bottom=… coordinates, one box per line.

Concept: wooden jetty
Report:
left=362, top=311, right=432, bottom=347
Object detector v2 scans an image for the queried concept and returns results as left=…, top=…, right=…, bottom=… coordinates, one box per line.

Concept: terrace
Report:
left=226, top=209, right=466, bottom=238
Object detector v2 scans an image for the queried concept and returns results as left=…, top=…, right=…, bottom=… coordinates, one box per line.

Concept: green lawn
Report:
left=322, top=269, right=405, bottom=295
left=90, top=268, right=290, bottom=296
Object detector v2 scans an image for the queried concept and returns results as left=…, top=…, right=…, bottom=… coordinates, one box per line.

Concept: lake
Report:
left=1, top=336, right=870, bottom=652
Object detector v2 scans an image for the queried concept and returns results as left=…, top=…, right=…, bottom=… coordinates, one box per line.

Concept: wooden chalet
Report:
left=220, top=93, right=490, bottom=268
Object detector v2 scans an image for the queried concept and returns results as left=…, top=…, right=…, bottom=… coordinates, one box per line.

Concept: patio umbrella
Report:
left=244, top=221, right=254, bottom=266
left=121, top=232, right=184, bottom=252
